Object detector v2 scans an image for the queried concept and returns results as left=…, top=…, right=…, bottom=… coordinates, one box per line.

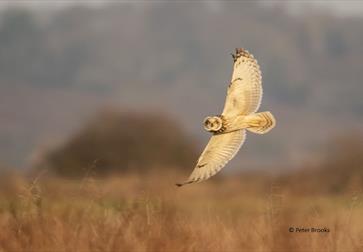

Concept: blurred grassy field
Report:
left=0, top=171, right=362, bottom=252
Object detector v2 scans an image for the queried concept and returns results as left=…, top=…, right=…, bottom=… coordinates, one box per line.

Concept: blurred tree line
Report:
left=40, top=110, right=198, bottom=177
left=1, top=2, right=363, bottom=169
left=277, top=133, right=363, bottom=194
left=0, top=3, right=362, bottom=114
left=0, top=9, right=88, bottom=87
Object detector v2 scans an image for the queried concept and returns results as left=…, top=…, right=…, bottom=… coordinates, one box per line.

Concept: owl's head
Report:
left=203, top=116, right=223, bottom=132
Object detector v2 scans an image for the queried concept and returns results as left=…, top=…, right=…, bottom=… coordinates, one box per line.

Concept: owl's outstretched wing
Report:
left=176, top=130, right=245, bottom=186
left=222, top=48, right=262, bottom=117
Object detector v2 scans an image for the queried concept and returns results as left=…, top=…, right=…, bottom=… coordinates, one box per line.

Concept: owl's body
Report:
left=176, top=48, right=276, bottom=186
left=204, top=112, right=275, bottom=135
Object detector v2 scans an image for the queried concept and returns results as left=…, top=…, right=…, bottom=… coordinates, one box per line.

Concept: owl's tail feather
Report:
left=246, top=111, right=276, bottom=134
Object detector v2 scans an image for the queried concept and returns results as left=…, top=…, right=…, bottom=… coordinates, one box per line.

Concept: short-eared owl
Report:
left=176, top=48, right=276, bottom=186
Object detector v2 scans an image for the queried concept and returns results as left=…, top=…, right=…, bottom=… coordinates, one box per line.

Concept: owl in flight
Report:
left=176, top=48, right=276, bottom=186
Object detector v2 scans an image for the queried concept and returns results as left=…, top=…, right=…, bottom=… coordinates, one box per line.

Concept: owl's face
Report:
left=203, top=116, right=223, bottom=132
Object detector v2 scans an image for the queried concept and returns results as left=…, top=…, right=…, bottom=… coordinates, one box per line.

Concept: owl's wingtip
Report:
left=175, top=180, right=194, bottom=187
left=231, top=48, right=253, bottom=61
left=231, top=48, right=245, bottom=62
left=230, top=53, right=236, bottom=62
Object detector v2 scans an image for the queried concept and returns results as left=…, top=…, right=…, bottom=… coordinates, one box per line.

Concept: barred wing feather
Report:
left=222, top=48, right=262, bottom=117
left=176, top=130, right=246, bottom=186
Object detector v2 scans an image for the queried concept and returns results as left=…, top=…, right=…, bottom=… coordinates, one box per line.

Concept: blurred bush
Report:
left=277, top=133, right=363, bottom=194
left=39, top=110, right=198, bottom=177
left=319, top=134, right=363, bottom=193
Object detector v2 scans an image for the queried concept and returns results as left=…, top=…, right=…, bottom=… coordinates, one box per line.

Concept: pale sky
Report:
left=0, top=1, right=362, bottom=17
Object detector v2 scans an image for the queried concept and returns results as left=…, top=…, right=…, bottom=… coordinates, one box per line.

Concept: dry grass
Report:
left=0, top=171, right=362, bottom=252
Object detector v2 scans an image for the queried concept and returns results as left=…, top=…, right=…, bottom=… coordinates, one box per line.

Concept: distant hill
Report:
left=0, top=2, right=362, bottom=169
